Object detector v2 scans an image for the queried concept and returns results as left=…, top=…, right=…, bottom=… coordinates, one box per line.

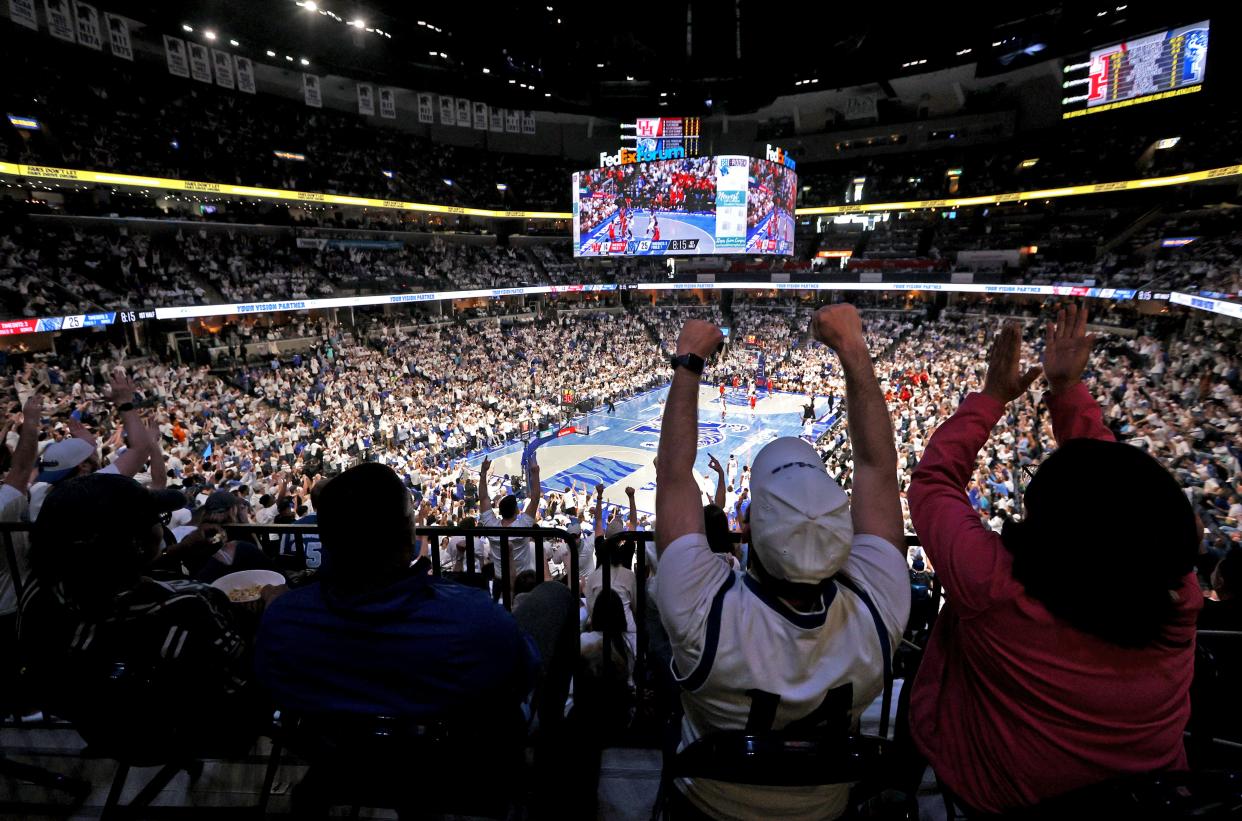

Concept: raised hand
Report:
left=21, top=394, right=43, bottom=427
left=811, top=304, right=866, bottom=354
left=981, top=322, right=1042, bottom=405
left=675, top=320, right=724, bottom=360
left=707, top=454, right=723, bottom=474
left=625, top=486, right=636, bottom=497
left=108, top=368, right=137, bottom=406
left=1043, top=304, right=1096, bottom=394
left=480, top=456, right=492, bottom=476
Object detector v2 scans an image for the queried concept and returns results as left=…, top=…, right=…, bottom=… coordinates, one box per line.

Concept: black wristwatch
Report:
left=670, top=353, right=707, bottom=375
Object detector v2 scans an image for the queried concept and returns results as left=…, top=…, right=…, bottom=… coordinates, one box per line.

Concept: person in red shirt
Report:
left=908, top=306, right=1200, bottom=814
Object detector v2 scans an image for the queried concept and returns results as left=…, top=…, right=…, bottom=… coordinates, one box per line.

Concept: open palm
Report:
left=1043, top=304, right=1096, bottom=393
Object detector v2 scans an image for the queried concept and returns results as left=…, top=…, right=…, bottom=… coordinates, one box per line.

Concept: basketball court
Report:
left=471, top=384, right=841, bottom=517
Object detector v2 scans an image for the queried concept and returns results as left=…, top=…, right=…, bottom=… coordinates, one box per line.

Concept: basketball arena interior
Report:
left=0, top=2, right=1240, bottom=819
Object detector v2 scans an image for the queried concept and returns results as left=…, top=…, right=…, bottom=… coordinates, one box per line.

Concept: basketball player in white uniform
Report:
left=655, top=308, right=909, bottom=821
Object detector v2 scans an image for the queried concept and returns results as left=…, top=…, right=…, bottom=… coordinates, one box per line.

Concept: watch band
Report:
left=670, top=353, right=706, bottom=375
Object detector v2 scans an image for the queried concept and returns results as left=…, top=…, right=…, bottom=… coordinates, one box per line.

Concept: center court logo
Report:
left=627, top=417, right=749, bottom=448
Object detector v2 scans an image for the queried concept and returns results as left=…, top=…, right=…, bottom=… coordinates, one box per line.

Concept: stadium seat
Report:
left=941, top=770, right=1242, bottom=820
left=264, top=710, right=526, bottom=818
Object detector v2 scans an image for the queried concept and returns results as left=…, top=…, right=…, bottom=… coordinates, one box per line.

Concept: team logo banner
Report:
left=505, top=109, right=519, bottom=133
left=356, top=83, right=374, bottom=116
left=44, top=0, right=75, bottom=42
left=489, top=106, right=504, bottom=133
left=73, top=2, right=102, bottom=49
left=211, top=49, right=234, bottom=89
left=187, top=42, right=212, bottom=83
left=302, top=73, right=321, bottom=108
left=472, top=101, right=488, bottom=130
left=416, top=92, right=433, bottom=123
left=455, top=97, right=471, bottom=128
left=9, top=0, right=38, bottom=30
left=234, top=55, right=256, bottom=94
left=104, top=12, right=132, bottom=60
left=380, top=87, right=397, bottom=119
left=438, top=95, right=454, bottom=125
left=163, top=35, right=189, bottom=77
left=521, top=110, right=535, bottom=135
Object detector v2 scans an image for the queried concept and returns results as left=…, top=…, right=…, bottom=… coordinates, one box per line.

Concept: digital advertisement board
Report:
left=572, top=156, right=796, bottom=257
left=1062, top=20, right=1208, bottom=118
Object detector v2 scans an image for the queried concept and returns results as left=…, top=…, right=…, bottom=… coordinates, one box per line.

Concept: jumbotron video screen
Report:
left=1062, top=20, right=1209, bottom=118
left=572, top=156, right=796, bottom=256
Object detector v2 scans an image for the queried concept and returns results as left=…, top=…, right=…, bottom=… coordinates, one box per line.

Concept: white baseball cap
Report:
left=748, top=437, right=853, bottom=584
left=36, top=438, right=97, bottom=484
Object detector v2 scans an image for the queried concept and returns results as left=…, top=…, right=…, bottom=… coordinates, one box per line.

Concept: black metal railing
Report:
left=1, top=521, right=936, bottom=697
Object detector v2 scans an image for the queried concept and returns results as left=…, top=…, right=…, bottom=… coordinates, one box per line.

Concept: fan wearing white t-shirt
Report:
left=477, top=454, right=541, bottom=597
left=655, top=310, right=910, bottom=821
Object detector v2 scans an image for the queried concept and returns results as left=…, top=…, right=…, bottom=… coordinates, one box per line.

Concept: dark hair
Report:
left=498, top=494, right=518, bottom=519
left=703, top=504, right=732, bottom=554
left=30, top=474, right=162, bottom=612
left=1213, top=548, right=1241, bottom=600
left=513, top=570, right=539, bottom=597
left=589, top=589, right=631, bottom=677
left=317, top=462, right=413, bottom=591
left=1002, top=439, right=1197, bottom=647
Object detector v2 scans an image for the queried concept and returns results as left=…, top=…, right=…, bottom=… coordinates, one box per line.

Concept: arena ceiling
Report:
left=113, top=0, right=1224, bottom=117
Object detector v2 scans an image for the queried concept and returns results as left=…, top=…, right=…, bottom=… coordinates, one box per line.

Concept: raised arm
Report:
left=523, top=455, right=541, bottom=520
left=145, top=417, right=168, bottom=490
left=593, top=483, right=605, bottom=539
left=5, top=395, right=42, bottom=493
left=626, top=486, right=638, bottom=531
left=106, top=368, right=150, bottom=478
left=478, top=456, right=492, bottom=515
left=1042, top=304, right=1112, bottom=444
left=908, top=321, right=1042, bottom=612
left=656, top=320, right=723, bottom=553
left=707, top=454, right=726, bottom=509
left=811, top=305, right=904, bottom=551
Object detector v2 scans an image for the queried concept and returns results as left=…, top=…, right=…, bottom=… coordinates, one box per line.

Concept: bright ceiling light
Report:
left=181, top=24, right=192, bottom=32
left=266, top=50, right=276, bottom=56
left=482, top=67, right=490, bottom=74
left=204, top=30, right=216, bottom=40
left=304, top=0, right=318, bottom=10
left=229, top=39, right=239, bottom=46
left=350, top=19, right=365, bottom=28
left=300, top=57, right=310, bottom=65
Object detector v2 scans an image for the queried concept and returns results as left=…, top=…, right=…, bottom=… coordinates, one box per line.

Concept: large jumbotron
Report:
left=0, top=2, right=1239, bottom=819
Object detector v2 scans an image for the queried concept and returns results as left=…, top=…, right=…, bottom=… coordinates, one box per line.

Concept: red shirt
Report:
left=908, top=384, right=1199, bottom=813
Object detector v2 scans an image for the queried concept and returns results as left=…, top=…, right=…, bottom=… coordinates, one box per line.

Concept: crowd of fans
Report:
left=0, top=39, right=568, bottom=212
left=0, top=290, right=1239, bottom=818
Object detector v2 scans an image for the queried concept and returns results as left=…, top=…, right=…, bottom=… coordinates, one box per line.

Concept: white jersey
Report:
left=655, top=532, right=909, bottom=821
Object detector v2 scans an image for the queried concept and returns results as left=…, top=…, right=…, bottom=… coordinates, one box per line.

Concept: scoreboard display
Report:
left=621, top=116, right=702, bottom=161
left=1062, top=21, right=1209, bottom=119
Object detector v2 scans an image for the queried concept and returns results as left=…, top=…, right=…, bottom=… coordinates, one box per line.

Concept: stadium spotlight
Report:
left=300, top=57, right=310, bottom=65
left=482, top=67, right=491, bottom=74
left=266, top=49, right=276, bottom=56
left=285, top=55, right=294, bottom=61
left=1155, top=137, right=1180, bottom=149
left=496, top=183, right=508, bottom=191
left=544, top=92, right=551, bottom=97
left=204, top=30, right=217, bottom=40
left=351, top=19, right=365, bottom=28
left=443, top=178, right=453, bottom=186
left=596, top=63, right=604, bottom=68
left=230, top=39, right=239, bottom=46
left=304, top=0, right=318, bottom=10
left=181, top=24, right=192, bottom=32
left=508, top=79, right=516, bottom=84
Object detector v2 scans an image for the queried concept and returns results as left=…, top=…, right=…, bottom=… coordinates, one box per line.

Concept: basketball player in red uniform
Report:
left=652, top=216, right=660, bottom=241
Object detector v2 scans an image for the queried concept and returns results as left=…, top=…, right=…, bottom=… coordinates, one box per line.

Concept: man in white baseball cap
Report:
left=654, top=305, right=910, bottom=821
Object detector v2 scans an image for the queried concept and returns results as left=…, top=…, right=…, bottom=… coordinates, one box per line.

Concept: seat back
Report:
left=1027, top=769, right=1242, bottom=818
left=280, top=710, right=526, bottom=816
left=670, top=730, right=893, bottom=787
